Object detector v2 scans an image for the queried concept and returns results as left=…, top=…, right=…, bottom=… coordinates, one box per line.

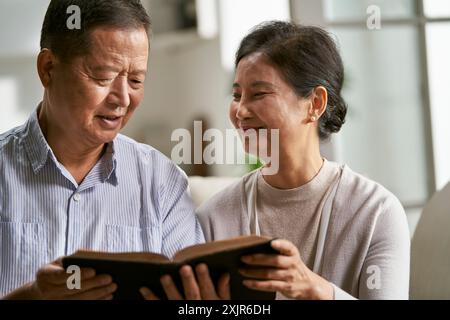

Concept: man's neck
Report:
left=38, top=105, right=106, bottom=185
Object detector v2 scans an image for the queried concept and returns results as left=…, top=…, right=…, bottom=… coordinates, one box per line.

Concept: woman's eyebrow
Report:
left=250, top=81, right=276, bottom=89
left=232, top=81, right=276, bottom=89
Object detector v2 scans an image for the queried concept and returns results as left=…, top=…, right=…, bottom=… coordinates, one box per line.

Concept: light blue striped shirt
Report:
left=0, top=109, right=205, bottom=296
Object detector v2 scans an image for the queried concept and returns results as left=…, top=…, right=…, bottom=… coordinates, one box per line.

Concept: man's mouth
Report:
left=96, top=115, right=124, bottom=129
left=98, top=115, right=122, bottom=121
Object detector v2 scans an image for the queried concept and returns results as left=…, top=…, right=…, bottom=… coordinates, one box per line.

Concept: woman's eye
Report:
left=254, top=92, right=268, bottom=97
left=232, top=93, right=241, bottom=101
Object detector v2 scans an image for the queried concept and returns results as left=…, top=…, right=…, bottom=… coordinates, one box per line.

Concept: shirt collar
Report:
left=23, top=106, right=118, bottom=186
left=23, top=107, right=52, bottom=173
left=99, top=141, right=118, bottom=186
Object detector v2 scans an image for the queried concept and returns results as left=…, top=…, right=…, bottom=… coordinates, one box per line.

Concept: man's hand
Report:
left=3, top=258, right=117, bottom=300
left=140, top=263, right=230, bottom=300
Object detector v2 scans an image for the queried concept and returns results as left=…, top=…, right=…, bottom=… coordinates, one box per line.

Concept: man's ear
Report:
left=308, top=86, right=328, bottom=122
left=37, top=49, right=56, bottom=88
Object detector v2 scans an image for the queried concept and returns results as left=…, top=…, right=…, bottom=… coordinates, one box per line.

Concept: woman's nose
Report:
left=235, top=102, right=252, bottom=120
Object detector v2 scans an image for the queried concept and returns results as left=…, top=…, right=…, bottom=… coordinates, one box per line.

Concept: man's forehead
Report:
left=77, top=27, right=149, bottom=73
left=88, top=64, right=147, bottom=75
left=89, top=26, right=149, bottom=47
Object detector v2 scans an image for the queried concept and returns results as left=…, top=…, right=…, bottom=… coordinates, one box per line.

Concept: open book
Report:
left=62, top=235, right=277, bottom=300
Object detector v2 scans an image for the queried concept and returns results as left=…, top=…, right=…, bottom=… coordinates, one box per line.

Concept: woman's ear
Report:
left=37, top=49, right=55, bottom=88
left=308, top=86, right=328, bottom=123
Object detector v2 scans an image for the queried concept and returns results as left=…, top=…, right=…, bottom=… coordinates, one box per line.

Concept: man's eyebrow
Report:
left=89, top=65, right=122, bottom=73
left=130, top=70, right=147, bottom=76
left=90, top=65, right=147, bottom=76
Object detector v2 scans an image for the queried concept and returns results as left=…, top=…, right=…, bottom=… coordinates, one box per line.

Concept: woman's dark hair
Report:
left=236, top=21, right=347, bottom=140
left=40, top=0, right=151, bottom=62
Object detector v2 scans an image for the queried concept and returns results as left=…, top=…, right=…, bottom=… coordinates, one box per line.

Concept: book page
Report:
left=173, top=235, right=272, bottom=262
left=69, top=250, right=172, bottom=264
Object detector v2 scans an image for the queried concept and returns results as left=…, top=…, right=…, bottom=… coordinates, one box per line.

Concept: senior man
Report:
left=0, top=0, right=204, bottom=299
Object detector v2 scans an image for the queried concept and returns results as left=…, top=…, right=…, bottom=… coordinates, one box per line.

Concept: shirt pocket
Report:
left=0, top=222, right=48, bottom=294
left=104, top=225, right=158, bottom=253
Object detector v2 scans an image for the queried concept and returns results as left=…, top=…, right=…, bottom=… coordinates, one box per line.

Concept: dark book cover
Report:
left=62, top=236, right=278, bottom=300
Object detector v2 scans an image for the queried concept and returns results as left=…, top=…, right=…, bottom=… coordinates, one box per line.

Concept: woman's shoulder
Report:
left=336, top=163, right=405, bottom=219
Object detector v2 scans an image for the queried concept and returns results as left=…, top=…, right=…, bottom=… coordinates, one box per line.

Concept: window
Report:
left=310, top=0, right=450, bottom=234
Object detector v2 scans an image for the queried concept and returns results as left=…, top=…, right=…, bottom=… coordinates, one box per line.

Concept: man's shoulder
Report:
left=0, top=123, right=27, bottom=151
left=114, top=134, right=169, bottom=162
left=114, top=133, right=186, bottom=177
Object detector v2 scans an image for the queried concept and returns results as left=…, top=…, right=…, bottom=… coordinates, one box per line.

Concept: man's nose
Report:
left=110, top=76, right=131, bottom=108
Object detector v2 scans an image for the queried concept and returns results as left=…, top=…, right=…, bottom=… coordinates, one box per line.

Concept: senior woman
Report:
left=141, top=21, right=410, bottom=300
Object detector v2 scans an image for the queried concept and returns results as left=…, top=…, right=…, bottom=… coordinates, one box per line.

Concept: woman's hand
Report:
left=140, top=263, right=230, bottom=300
left=239, top=239, right=334, bottom=300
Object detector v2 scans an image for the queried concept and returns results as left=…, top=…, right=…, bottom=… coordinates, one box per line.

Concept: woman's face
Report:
left=230, top=52, right=312, bottom=158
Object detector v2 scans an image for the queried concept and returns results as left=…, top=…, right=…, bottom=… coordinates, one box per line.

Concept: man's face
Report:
left=46, top=26, right=149, bottom=146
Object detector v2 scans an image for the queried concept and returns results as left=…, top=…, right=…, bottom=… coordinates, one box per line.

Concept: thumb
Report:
left=53, top=257, right=64, bottom=267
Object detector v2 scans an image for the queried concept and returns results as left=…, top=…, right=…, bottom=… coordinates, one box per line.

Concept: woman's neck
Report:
left=262, top=147, right=324, bottom=190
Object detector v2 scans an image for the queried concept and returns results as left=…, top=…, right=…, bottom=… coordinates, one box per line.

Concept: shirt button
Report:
left=73, top=193, right=81, bottom=202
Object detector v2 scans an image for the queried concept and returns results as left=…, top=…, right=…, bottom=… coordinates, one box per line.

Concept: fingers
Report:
left=160, top=275, right=183, bottom=300
left=241, top=253, right=293, bottom=268
left=38, top=263, right=96, bottom=287
left=140, top=287, right=160, bottom=300
left=79, top=268, right=97, bottom=281
left=240, top=239, right=302, bottom=268
left=270, top=239, right=300, bottom=257
left=239, top=267, right=290, bottom=281
left=242, top=279, right=289, bottom=293
left=243, top=278, right=313, bottom=299
left=160, top=265, right=230, bottom=300
left=52, top=257, right=64, bottom=267
left=195, top=264, right=215, bottom=300
left=68, top=282, right=117, bottom=300
left=217, top=273, right=230, bottom=300
left=66, top=274, right=114, bottom=295
left=179, top=266, right=201, bottom=300
left=36, top=263, right=67, bottom=285
left=196, top=265, right=231, bottom=300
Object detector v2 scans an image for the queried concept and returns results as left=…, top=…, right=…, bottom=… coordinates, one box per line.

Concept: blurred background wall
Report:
left=1, top=0, right=449, bottom=236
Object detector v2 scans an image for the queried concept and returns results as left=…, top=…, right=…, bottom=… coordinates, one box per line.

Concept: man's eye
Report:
left=232, top=93, right=241, bottom=101
left=96, top=78, right=113, bottom=85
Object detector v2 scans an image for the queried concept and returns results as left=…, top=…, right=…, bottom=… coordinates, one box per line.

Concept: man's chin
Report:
left=93, top=130, right=120, bottom=145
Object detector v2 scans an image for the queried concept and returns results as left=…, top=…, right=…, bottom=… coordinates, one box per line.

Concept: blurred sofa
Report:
left=410, top=181, right=450, bottom=299
left=188, top=176, right=239, bottom=208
